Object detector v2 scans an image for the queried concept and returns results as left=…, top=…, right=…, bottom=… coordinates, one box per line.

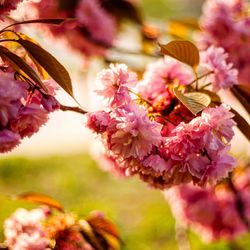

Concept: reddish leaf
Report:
left=15, top=192, right=64, bottom=211
left=87, top=212, right=120, bottom=240
left=79, top=220, right=105, bottom=250
left=18, top=38, right=73, bottom=97
left=159, top=40, right=200, bottom=68
left=0, top=45, right=47, bottom=92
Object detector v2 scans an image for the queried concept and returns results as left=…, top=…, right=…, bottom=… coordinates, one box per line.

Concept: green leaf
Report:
left=15, top=192, right=64, bottom=211
left=159, top=40, right=200, bottom=68
left=230, top=108, right=250, bottom=142
left=0, top=45, right=48, bottom=92
left=174, top=88, right=211, bottom=115
left=18, top=38, right=73, bottom=97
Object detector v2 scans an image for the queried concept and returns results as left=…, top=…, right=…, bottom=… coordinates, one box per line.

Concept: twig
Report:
left=228, top=173, right=250, bottom=231
left=60, top=104, right=88, bottom=115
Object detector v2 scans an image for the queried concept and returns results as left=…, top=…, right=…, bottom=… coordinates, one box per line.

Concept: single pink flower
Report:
left=11, top=104, right=48, bottom=138
left=96, top=64, right=137, bottom=108
left=201, top=46, right=238, bottom=91
left=86, top=111, right=111, bottom=133
left=110, top=103, right=162, bottom=160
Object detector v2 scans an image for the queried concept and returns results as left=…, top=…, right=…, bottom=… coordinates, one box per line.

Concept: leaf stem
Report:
left=188, top=70, right=214, bottom=88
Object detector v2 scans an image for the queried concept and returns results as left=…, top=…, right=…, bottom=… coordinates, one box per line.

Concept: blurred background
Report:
left=1, top=0, right=250, bottom=249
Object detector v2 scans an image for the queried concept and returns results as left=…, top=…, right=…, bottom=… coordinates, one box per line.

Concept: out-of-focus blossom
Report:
left=201, top=46, right=238, bottom=91
left=76, top=0, right=116, bottom=47
left=25, top=0, right=117, bottom=57
left=0, top=0, right=23, bottom=19
left=4, top=208, right=49, bottom=250
left=165, top=163, right=250, bottom=241
left=96, top=64, right=137, bottom=108
left=200, top=0, right=250, bottom=85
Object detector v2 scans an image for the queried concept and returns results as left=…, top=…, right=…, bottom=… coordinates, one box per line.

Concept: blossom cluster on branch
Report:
left=0, top=70, right=59, bottom=153
left=86, top=53, right=238, bottom=189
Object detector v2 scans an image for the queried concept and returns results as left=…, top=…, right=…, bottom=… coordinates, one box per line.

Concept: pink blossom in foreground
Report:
left=201, top=46, right=238, bottom=91
left=200, top=0, right=250, bottom=85
left=0, top=72, right=27, bottom=127
left=161, top=105, right=236, bottom=187
left=4, top=208, right=50, bottom=250
left=96, top=64, right=137, bottom=108
left=87, top=61, right=237, bottom=189
left=110, top=103, right=162, bottom=160
left=11, top=104, right=48, bottom=138
left=0, top=71, right=59, bottom=153
left=86, top=111, right=111, bottom=133
left=0, top=129, right=20, bottom=153
left=137, top=57, right=193, bottom=112
left=165, top=164, right=250, bottom=242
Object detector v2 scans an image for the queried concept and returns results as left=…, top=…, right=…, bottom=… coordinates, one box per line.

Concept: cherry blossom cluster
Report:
left=0, top=70, right=59, bottom=153
left=3, top=206, right=119, bottom=250
left=200, top=0, right=250, bottom=86
left=165, top=163, right=250, bottom=242
left=86, top=57, right=237, bottom=189
left=25, top=0, right=119, bottom=57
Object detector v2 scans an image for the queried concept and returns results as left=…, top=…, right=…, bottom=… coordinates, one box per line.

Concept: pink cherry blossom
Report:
left=165, top=165, right=250, bottom=243
left=86, top=110, right=111, bottom=133
left=4, top=208, right=49, bottom=250
left=201, top=46, right=238, bottom=91
left=0, top=72, right=27, bottom=127
left=0, top=129, right=20, bottom=153
left=200, top=0, right=250, bottom=85
left=109, top=103, right=162, bottom=160
left=76, top=0, right=117, bottom=46
left=11, top=104, right=48, bottom=138
left=137, top=57, right=193, bottom=112
left=24, top=0, right=117, bottom=57
left=96, top=64, right=137, bottom=108
left=201, top=104, right=236, bottom=142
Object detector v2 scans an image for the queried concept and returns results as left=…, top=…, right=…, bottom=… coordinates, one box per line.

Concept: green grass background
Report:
left=0, top=154, right=249, bottom=249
